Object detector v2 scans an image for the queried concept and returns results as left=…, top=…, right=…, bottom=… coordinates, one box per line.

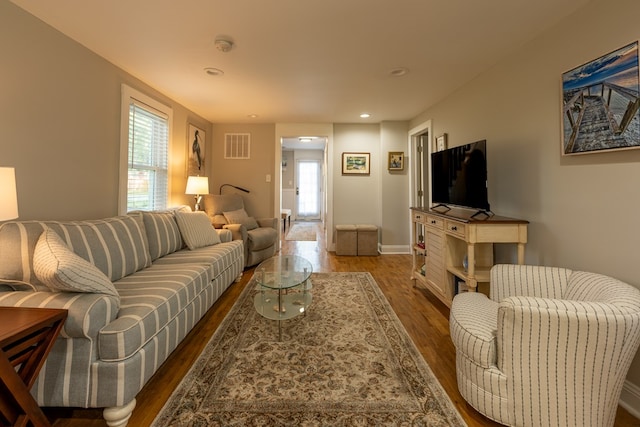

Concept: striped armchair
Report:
left=450, top=264, right=640, bottom=427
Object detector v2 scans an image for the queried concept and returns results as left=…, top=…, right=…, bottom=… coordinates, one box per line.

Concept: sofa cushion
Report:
left=33, top=228, right=119, bottom=299
left=139, top=210, right=184, bottom=261
left=100, top=262, right=211, bottom=361
left=223, top=208, right=259, bottom=230
left=0, top=214, right=151, bottom=291
left=100, top=241, right=243, bottom=361
left=175, top=211, right=221, bottom=250
left=450, top=292, right=499, bottom=369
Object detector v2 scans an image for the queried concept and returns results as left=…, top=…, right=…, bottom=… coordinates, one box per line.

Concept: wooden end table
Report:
left=0, top=307, right=67, bottom=427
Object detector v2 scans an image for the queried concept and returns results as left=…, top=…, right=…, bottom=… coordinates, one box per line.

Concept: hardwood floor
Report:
left=48, top=221, right=639, bottom=426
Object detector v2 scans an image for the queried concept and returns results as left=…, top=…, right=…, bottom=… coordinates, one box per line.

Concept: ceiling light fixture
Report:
left=360, top=113, right=371, bottom=119
left=299, top=137, right=313, bottom=143
left=214, top=38, right=234, bottom=53
left=204, top=67, right=224, bottom=76
left=389, top=67, right=409, bottom=77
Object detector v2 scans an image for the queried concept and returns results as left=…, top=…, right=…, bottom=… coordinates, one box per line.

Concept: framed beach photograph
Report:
left=342, top=152, right=370, bottom=175
left=562, top=41, right=640, bottom=155
left=187, top=124, right=206, bottom=176
left=388, top=151, right=404, bottom=171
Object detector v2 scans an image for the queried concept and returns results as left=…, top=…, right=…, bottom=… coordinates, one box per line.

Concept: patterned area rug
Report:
left=285, top=223, right=317, bottom=241
left=152, top=272, right=466, bottom=426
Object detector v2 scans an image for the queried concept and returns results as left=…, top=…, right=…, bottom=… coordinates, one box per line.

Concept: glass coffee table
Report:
left=254, top=255, right=313, bottom=340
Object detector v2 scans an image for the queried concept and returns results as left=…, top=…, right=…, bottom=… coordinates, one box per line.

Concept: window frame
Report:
left=119, top=84, right=173, bottom=215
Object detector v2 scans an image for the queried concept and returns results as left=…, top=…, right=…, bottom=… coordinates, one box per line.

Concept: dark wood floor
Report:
left=48, top=221, right=639, bottom=426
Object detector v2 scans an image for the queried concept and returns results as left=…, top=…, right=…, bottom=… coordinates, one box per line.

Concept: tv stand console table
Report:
left=410, top=207, right=528, bottom=307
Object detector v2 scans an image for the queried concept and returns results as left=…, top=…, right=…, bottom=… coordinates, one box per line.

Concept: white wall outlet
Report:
left=266, top=174, right=271, bottom=182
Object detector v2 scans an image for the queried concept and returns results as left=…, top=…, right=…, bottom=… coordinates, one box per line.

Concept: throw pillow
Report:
left=223, top=208, right=259, bottom=230
left=175, top=211, right=221, bottom=250
left=33, top=228, right=119, bottom=298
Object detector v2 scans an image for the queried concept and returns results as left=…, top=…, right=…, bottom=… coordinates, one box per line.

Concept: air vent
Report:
left=224, top=133, right=250, bottom=159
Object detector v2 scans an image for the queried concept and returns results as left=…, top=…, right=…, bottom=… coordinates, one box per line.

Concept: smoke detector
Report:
left=215, top=38, right=234, bottom=53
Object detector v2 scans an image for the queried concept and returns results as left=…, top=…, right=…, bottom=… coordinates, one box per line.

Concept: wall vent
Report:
left=224, top=133, right=251, bottom=159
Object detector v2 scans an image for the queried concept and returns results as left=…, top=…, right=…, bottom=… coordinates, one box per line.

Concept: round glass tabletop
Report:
left=254, top=255, right=313, bottom=290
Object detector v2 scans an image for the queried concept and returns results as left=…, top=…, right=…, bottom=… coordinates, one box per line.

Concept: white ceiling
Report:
left=11, top=0, right=589, bottom=124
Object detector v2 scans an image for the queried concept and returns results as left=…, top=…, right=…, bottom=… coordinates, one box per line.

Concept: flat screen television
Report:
left=430, top=139, right=490, bottom=212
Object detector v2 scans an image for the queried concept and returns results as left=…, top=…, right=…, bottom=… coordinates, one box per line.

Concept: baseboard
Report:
left=378, top=244, right=411, bottom=255
left=620, top=379, right=640, bottom=419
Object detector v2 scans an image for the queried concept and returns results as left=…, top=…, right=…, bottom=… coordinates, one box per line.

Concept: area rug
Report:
left=152, top=272, right=466, bottom=426
left=285, top=223, right=317, bottom=241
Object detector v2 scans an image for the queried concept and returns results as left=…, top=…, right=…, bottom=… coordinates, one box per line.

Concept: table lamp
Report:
left=0, top=167, right=18, bottom=221
left=185, top=176, right=209, bottom=211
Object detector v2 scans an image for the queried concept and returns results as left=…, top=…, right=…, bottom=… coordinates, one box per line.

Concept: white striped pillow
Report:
left=33, top=228, right=119, bottom=298
left=175, top=211, right=221, bottom=250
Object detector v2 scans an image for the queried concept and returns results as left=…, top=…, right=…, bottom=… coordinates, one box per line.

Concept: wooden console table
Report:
left=0, top=307, right=67, bottom=427
left=411, top=206, right=528, bottom=306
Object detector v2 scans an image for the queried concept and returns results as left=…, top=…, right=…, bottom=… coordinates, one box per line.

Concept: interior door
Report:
left=296, top=159, right=321, bottom=220
left=413, top=132, right=429, bottom=207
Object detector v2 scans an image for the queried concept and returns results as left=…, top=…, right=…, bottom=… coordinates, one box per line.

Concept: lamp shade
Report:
left=0, top=167, right=18, bottom=221
left=185, top=176, right=209, bottom=195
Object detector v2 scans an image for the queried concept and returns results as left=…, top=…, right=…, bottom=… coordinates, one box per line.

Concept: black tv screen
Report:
left=430, top=140, right=489, bottom=211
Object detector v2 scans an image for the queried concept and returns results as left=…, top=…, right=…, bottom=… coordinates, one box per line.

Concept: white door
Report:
left=296, top=160, right=321, bottom=220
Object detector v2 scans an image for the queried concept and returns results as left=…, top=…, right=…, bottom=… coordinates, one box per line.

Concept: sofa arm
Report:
left=489, top=264, right=572, bottom=302
left=257, top=217, right=278, bottom=229
left=216, top=228, right=233, bottom=243
left=0, top=291, right=118, bottom=339
left=223, top=223, right=247, bottom=242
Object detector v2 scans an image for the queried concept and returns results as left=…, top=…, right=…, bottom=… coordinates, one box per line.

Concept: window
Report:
left=119, top=85, right=172, bottom=214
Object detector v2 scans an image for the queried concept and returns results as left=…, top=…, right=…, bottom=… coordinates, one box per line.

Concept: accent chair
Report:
left=449, top=264, right=640, bottom=427
left=202, top=194, right=278, bottom=267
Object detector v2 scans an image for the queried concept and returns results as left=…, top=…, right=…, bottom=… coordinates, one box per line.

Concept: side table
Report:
left=0, top=307, right=67, bottom=427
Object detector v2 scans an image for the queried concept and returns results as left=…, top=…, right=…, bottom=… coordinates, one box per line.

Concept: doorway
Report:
left=296, top=159, right=321, bottom=220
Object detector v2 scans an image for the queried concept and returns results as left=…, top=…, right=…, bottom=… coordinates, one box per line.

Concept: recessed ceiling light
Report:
left=247, top=114, right=258, bottom=118
left=389, top=67, right=409, bottom=77
left=204, top=67, right=224, bottom=76
left=299, top=137, right=313, bottom=143
left=360, top=113, right=371, bottom=118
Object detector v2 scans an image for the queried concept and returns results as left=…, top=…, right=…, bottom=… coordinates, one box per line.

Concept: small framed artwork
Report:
left=562, top=41, right=640, bottom=155
left=342, top=152, right=370, bottom=175
left=436, top=134, right=448, bottom=151
left=388, top=151, right=404, bottom=171
left=187, top=124, right=206, bottom=176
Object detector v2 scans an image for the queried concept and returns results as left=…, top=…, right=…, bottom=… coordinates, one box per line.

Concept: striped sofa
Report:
left=0, top=208, right=244, bottom=427
left=450, top=264, right=640, bottom=427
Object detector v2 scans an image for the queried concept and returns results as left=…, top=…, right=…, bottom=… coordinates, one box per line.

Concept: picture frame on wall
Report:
left=388, top=151, right=404, bottom=171
left=562, top=41, right=640, bottom=155
left=187, top=124, right=205, bottom=176
left=436, top=134, right=447, bottom=151
left=342, top=152, right=370, bottom=175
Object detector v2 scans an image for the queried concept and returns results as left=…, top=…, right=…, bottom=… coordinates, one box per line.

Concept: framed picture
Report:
left=388, top=151, right=404, bottom=170
left=562, top=41, right=640, bottom=155
left=342, top=152, right=370, bottom=175
left=436, top=134, right=447, bottom=151
left=187, top=124, right=206, bottom=176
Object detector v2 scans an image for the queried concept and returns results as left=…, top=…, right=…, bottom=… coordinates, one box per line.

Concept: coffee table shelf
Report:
left=253, top=255, right=313, bottom=340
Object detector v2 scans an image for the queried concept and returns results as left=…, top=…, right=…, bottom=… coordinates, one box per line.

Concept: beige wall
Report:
left=333, top=124, right=381, bottom=226
left=0, top=1, right=210, bottom=220
left=411, top=0, right=640, bottom=396
left=380, top=121, right=410, bottom=249
left=210, top=123, right=276, bottom=219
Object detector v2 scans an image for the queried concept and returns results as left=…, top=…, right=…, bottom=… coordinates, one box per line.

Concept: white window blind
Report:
left=119, top=84, right=172, bottom=214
